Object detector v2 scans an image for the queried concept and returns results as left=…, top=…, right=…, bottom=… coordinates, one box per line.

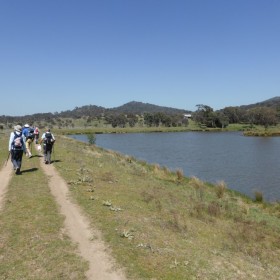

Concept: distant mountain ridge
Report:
left=109, top=101, right=191, bottom=115
left=240, top=96, right=280, bottom=110
left=67, top=97, right=280, bottom=117
left=1, top=97, right=280, bottom=120
left=57, top=101, right=190, bottom=118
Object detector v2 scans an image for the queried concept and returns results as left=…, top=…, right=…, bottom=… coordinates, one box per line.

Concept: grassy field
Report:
left=1, top=130, right=280, bottom=279
left=48, top=120, right=280, bottom=136
left=0, top=131, right=88, bottom=279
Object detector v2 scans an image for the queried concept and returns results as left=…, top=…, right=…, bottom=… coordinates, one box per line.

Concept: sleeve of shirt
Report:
left=8, top=132, right=13, bottom=151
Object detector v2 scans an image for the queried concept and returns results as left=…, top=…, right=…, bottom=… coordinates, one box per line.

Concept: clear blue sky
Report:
left=1, top=0, right=279, bottom=116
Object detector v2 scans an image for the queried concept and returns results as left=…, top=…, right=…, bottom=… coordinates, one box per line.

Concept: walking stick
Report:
left=5, top=151, right=10, bottom=166
left=52, top=144, right=55, bottom=163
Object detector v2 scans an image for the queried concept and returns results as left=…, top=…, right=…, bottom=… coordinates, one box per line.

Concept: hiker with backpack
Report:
left=40, top=129, right=55, bottom=164
left=22, top=124, right=35, bottom=158
left=8, top=125, right=26, bottom=174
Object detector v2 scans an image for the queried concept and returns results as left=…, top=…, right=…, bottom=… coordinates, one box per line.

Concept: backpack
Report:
left=44, top=132, right=53, bottom=145
left=12, top=132, right=23, bottom=150
left=26, top=127, right=35, bottom=140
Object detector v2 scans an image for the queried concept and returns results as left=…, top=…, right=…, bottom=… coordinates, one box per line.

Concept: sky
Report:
left=1, top=0, right=279, bottom=116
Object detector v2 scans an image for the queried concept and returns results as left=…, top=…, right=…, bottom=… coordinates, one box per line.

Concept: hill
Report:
left=109, top=101, right=191, bottom=115
left=240, top=96, right=280, bottom=110
left=0, top=101, right=191, bottom=125
left=1, top=97, right=280, bottom=125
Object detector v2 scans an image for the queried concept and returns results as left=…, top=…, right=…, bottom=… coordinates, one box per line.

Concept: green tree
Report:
left=193, top=104, right=217, bottom=127
left=247, top=107, right=278, bottom=128
left=87, top=133, right=96, bottom=144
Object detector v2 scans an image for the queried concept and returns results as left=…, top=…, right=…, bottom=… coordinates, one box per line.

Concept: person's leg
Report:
left=48, top=146, right=53, bottom=163
left=10, top=150, right=18, bottom=170
left=16, top=150, right=23, bottom=174
left=43, top=144, right=47, bottom=162
left=25, top=139, right=32, bottom=157
left=46, top=150, right=51, bottom=163
left=13, top=150, right=23, bottom=174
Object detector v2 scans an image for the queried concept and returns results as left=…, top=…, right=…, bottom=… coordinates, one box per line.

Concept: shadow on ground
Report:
left=21, top=168, right=38, bottom=174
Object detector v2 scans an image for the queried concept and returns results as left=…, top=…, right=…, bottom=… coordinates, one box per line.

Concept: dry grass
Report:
left=1, top=132, right=280, bottom=279
left=53, top=136, right=280, bottom=279
left=215, top=180, right=227, bottom=199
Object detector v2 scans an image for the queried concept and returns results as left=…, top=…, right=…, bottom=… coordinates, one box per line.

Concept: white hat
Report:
left=14, top=125, right=22, bottom=132
left=24, top=124, right=29, bottom=128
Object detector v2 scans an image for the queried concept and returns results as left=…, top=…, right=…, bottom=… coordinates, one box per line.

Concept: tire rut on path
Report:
left=0, top=162, right=13, bottom=211
left=40, top=158, right=127, bottom=280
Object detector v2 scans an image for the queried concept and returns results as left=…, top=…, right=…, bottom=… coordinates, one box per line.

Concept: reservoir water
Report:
left=70, top=132, right=280, bottom=202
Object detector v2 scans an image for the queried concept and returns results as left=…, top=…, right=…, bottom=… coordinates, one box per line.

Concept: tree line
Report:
left=0, top=103, right=279, bottom=130
left=193, top=104, right=279, bottom=129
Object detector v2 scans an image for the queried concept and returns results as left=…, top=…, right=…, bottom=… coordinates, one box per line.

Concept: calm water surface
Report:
left=70, top=132, right=280, bottom=202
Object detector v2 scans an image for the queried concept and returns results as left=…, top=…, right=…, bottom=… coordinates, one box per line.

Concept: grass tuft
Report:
left=176, top=168, right=184, bottom=183
left=215, top=180, right=227, bottom=199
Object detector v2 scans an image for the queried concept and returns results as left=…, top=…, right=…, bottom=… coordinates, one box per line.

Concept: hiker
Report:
left=22, top=124, right=35, bottom=158
left=8, top=125, right=26, bottom=174
left=34, top=127, right=40, bottom=144
left=40, top=129, right=55, bottom=164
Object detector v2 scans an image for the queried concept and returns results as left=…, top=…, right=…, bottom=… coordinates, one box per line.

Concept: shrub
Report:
left=254, top=191, right=264, bottom=203
left=87, top=133, right=96, bottom=144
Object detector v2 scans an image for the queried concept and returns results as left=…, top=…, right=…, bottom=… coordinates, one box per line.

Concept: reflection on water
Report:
left=70, top=132, right=280, bottom=202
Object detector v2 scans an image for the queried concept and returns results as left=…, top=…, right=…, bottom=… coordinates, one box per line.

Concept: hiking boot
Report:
left=45, top=161, right=49, bottom=164
left=15, top=167, right=20, bottom=174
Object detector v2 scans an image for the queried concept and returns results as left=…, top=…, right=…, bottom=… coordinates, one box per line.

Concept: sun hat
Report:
left=24, top=124, right=29, bottom=127
left=14, top=125, right=22, bottom=132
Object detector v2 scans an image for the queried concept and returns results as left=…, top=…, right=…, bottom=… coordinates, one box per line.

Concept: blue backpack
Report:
left=12, top=132, right=23, bottom=150
left=26, top=127, right=35, bottom=140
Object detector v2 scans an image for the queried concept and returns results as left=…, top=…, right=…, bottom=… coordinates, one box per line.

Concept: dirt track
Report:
left=0, top=154, right=127, bottom=280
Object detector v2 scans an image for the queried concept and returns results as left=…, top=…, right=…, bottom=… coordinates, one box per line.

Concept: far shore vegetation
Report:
left=2, top=100, right=280, bottom=137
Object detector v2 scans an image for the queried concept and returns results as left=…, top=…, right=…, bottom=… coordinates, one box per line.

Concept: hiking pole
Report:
left=5, top=151, right=10, bottom=166
left=52, top=144, right=55, bottom=163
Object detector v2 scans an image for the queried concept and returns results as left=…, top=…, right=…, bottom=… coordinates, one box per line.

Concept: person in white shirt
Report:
left=8, top=125, right=26, bottom=174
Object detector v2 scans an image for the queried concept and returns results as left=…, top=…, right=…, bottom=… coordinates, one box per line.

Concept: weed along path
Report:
left=40, top=158, right=127, bottom=280
left=0, top=162, right=13, bottom=210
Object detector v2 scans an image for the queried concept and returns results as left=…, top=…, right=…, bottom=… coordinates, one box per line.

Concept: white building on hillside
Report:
left=184, top=114, right=192, bottom=119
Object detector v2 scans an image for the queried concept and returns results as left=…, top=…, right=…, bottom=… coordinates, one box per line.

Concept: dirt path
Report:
left=40, top=157, right=127, bottom=280
left=0, top=161, right=13, bottom=211
left=0, top=153, right=127, bottom=280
